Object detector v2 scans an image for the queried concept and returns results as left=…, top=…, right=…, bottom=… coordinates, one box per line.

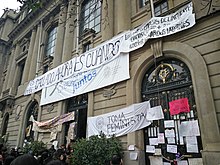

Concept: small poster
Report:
left=149, top=138, right=159, bottom=145
left=128, top=145, right=135, bottom=151
left=188, top=158, right=203, bottom=165
left=146, top=145, right=155, bottom=153
left=158, top=133, right=165, bottom=144
left=186, top=144, right=199, bottom=153
left=130, top=152, right=138, bottom=160
left=186, top=136, right=197, bottom=145
left=165, top=129, right=175, bottom=138
left=167, top=144, right=177, bottom=153
left=164, top=120, right=175, bottom=128
left=169, top=98, right=190, bottom=115
left=149, top=156, right=163, bottom=165
left=179, top=120, right=200, bottom=137
left=167, top=137, right=176, bottom=144
left=177, top=160, right=188, bottom=165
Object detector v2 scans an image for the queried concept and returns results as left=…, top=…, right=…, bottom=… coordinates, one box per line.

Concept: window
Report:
left=45, top=27, right=57, bottom=57
left=18, top=61, right=25, bottom=86
left=139, top=0, right=149, bottom=8
left=154, top=0, right=168, bottom=16
left=139, top=0, right=168, bottom=16
left=80, top=0, right=101, bottom=36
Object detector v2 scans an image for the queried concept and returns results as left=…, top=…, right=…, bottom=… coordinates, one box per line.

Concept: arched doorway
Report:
left=24, top=101, right=39, bottom=143
left=1, top=112, right=9, bottom=137
left=141, top=58, right=203, bottom=164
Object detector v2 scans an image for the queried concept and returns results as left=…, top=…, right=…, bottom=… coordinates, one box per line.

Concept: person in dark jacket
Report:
left=10, top=154, right=39, bottom=165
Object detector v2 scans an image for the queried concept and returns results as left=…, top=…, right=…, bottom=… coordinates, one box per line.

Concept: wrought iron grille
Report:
left=141, top=59, right=202, bottom=164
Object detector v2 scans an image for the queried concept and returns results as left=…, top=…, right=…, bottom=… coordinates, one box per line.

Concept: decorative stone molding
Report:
left=103, top=85, right=116, bottom=99
left=150, top=39, right=163, bottom=59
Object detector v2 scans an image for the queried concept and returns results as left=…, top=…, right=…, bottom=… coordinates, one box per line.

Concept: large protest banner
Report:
left=87, top=101, right=164, bottom=138
left=40, top=53, right=129, bottom=105
left=24, top=2, right=195, bottom=96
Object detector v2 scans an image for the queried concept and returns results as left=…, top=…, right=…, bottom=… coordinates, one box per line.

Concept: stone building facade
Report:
left=0, top=0, right=219, bottom=164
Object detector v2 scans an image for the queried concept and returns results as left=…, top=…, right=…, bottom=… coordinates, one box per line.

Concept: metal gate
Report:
left=141, top=59, right=202, bottom=164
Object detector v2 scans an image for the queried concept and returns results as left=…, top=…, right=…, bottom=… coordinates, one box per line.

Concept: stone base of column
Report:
left=201, top=142, right=220, bottom=165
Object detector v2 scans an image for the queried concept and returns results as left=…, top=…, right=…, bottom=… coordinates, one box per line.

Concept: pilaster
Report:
left=22, top=28, right=37, bottom=83
left=53, top=4, right=67, bottom=67
left=116, top=0, right=131, bottom=33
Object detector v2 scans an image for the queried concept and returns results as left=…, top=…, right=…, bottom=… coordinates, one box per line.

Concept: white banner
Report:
left=40, top=53, right=130, bottom=105
left=25, top=2, right=195, bottom=95
left=87, top=101, right=163, bottom=138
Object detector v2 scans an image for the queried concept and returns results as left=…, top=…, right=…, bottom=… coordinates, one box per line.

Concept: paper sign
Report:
left=167, top=137, right=176, bottom=144
left=164, top=120, right=175, bottom=128
left=146, top=145, right=155, bottom=153
left=149, top=138, right=159, bottom=145
left=128, top=145, right=135, bottom=151
left=167, top=144, right=177, bottom=153
left=177, top=160, right=188, bottom=165
left=149, top=156, right=163, bottom=165
left=147, top=106, right=164, bottom=120
left=154, top=148, right=162, bottom=155
left=186, top=144, right=199, bottom=153
left=158, top=133, right=165, bottom=144
left=165, top=129, right=175, bottom=137
left=163, top=162, right=171, bottom=165
left=186, top=136, right=197, bottom=144
left=169, top=98, right=190, bottom=115
left=188, top=158, right=203, bottom=165
left=130, top=152, right=138, bottom=160
left=179, top=120, right=200, bottom=137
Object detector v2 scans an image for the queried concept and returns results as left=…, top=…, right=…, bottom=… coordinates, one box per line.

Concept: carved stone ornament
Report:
left=103, top=85, right=116, bottom=99
left=15, top=105, right=22, bottom=121
left=47, top=104, right=54, bottom=113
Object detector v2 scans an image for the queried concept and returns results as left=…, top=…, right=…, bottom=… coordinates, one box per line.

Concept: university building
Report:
left=0, top=0, right=219, bottom=164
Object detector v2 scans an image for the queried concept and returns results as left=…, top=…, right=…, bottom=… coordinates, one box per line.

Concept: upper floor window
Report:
left=45, top=26, right=57, bottom=57
left=80, top=0, right=101, bottom=36
left=139, top=0, right=168, bottom=16
left=154, top=0, right=168, bottom=16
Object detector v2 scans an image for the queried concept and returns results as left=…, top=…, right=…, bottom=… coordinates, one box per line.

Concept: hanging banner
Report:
left=24, top=2, right=195, bottom=96
left=31, top=111, right=75, bottom=129
left=24, top=32, right=125, bottom=95
left=87, top=101, right=164, bottom=138
left=40, top=53, right=130, bottom=105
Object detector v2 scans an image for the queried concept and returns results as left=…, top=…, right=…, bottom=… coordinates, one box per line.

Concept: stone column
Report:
left=101, top=0, right=114, bottom=41
left=28, top=24, right=41, bottom=80
left=6, top=43, right=20, bottom=89
left=22, top=28, right=37, bottom=83
left=62, top=0, right=75, bottom=63
left=115, top=0, right=131, bottom=33
left=53, top=4, right=67, bottom=67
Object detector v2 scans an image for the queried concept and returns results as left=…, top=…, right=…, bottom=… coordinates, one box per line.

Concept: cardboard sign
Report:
left=169, top=98, right=190, bottom=115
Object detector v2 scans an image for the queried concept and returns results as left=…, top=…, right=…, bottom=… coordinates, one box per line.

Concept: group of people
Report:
left=0, top=143, right=123, bottom=165
left=0, top=143, right=71, bottom=165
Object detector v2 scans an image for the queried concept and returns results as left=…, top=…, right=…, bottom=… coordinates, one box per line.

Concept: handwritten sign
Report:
left=169, top=98, right=190, bottom=115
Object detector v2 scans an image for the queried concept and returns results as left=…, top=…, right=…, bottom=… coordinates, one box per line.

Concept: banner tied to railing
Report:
left=87, top=101, right=164, bottom=138
left=24, top=2, right=195, bottom=96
